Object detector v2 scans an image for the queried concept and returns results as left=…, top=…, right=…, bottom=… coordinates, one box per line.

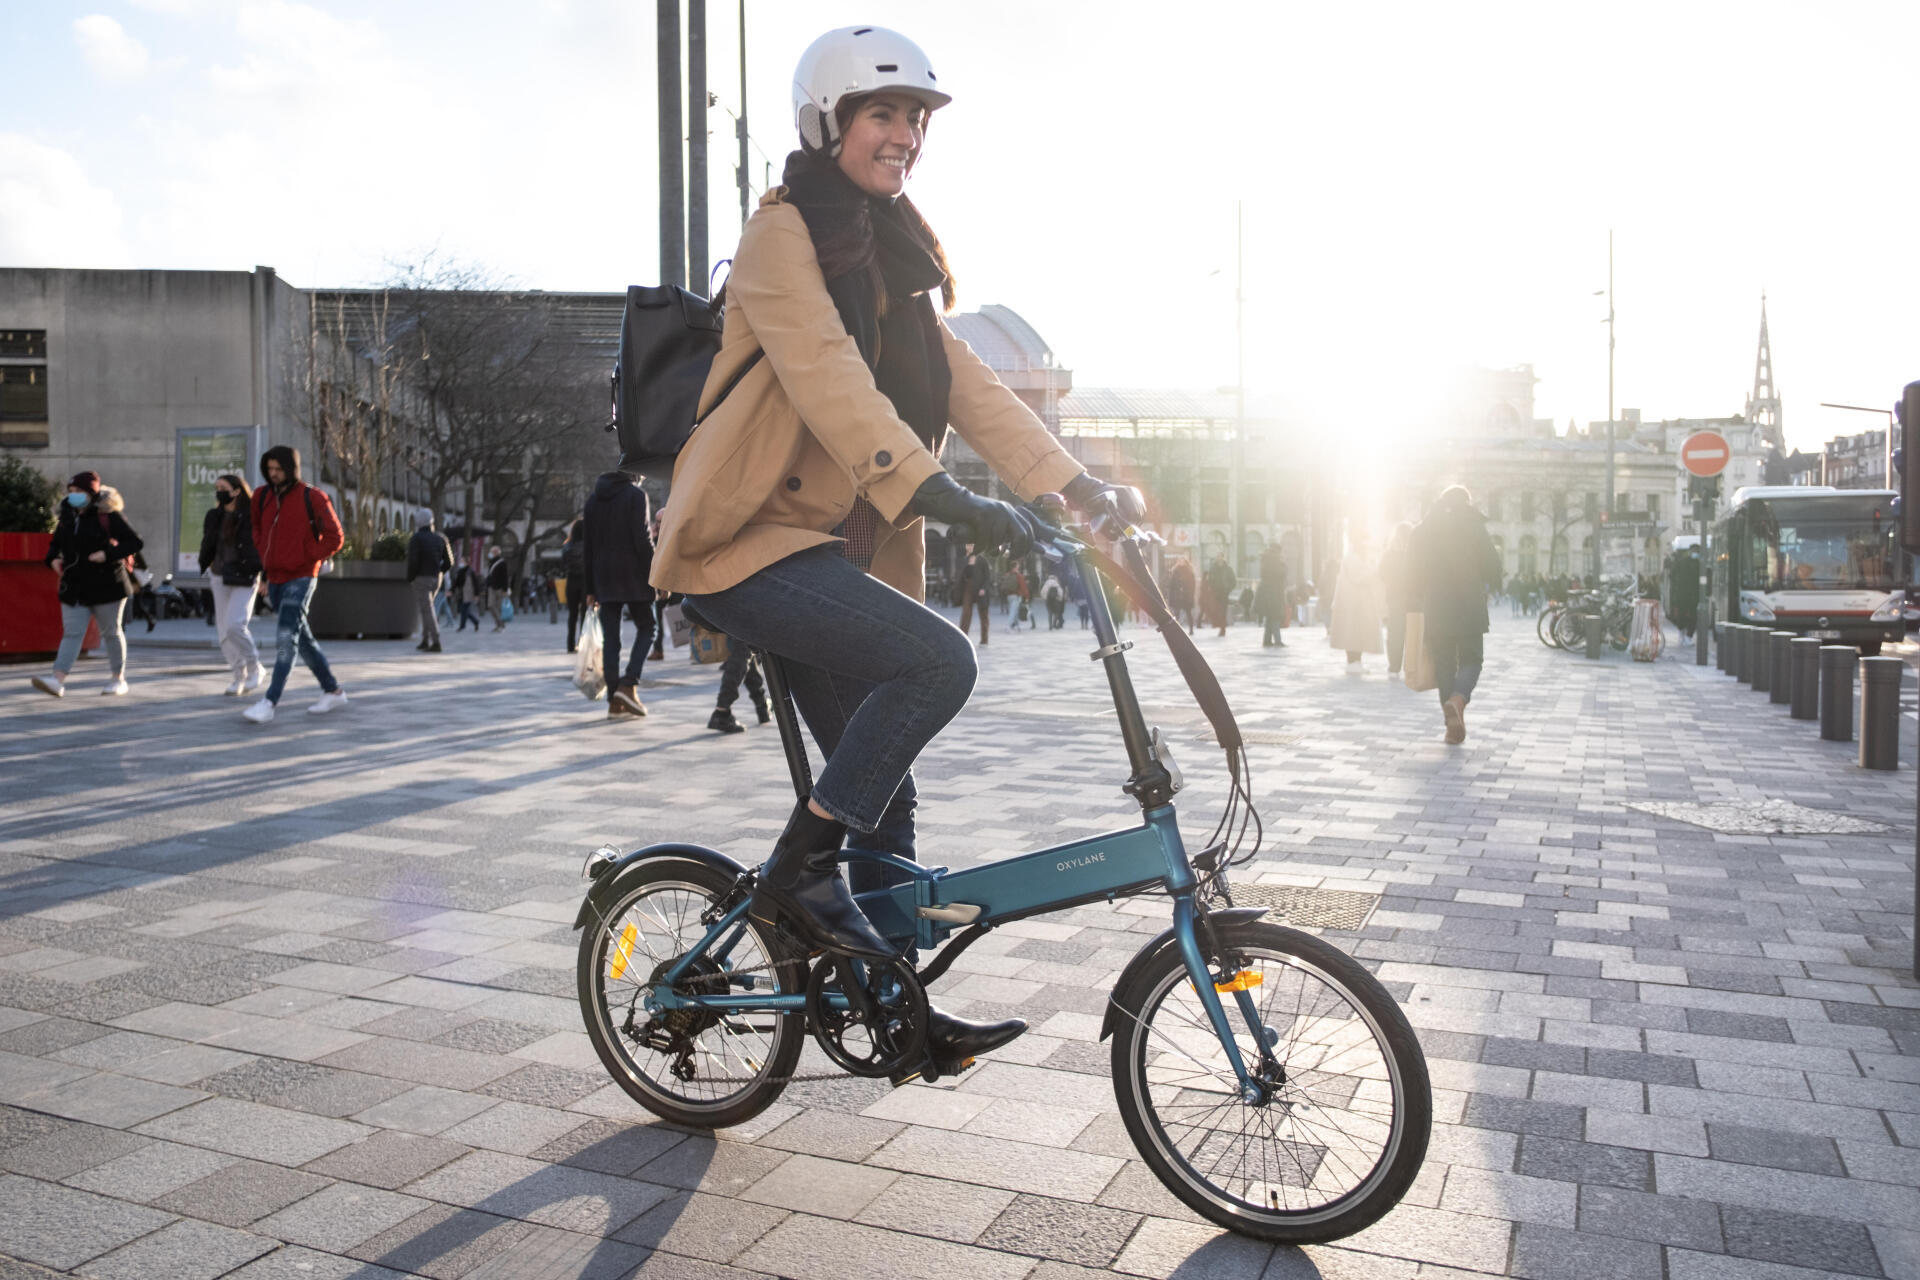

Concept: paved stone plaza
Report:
left=1, top=608, right=1916, bottom=1279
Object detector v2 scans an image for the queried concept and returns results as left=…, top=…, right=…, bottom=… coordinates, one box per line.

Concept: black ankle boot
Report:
left=751, top=802, right=897, bottom=959
left=892, top=1007, right=1027, bottom=1085
left=708, top=707, right=745, bottom=734
left=752, top=698, right=771, bottom=724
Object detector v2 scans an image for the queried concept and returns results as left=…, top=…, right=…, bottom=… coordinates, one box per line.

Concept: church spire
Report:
left=1744, top=293, right=1783, bottom=450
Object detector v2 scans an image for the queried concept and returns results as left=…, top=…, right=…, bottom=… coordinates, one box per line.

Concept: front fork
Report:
left=1173, top=896, right=1278, bottom=1103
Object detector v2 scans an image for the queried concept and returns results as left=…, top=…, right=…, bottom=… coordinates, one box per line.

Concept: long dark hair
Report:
left=217, top=473, right=252, bottom=515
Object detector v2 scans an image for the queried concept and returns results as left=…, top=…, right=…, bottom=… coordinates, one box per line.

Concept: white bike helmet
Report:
left=792, top=25, right=951, bottom=157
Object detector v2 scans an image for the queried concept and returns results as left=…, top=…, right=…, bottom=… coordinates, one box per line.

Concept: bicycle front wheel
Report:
left=1110, top=920, right=1430, bottom=1243
left=1536, top=607, right=1562, bottom=649
left=578, top=856, right=806, bottom=1130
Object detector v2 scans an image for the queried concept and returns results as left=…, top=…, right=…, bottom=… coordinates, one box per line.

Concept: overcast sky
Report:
left=8, top=0, right=1918, bottom=454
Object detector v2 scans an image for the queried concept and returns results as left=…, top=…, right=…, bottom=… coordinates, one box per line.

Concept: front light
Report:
left=1741, top=593, right=1776, bottom=622
left=1870, top=593, right=1905, bottom=622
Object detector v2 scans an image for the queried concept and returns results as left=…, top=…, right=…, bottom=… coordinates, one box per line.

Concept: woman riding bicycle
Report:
left=651, top=25, right=1137, bottom=1077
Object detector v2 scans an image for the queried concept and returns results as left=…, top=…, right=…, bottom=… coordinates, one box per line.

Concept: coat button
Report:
left=875, top=450, right=892, bottom=467
left=785, top=476, right=801, bottom=491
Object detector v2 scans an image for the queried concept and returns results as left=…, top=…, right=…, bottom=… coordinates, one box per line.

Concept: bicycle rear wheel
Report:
left=577, top=856, right=806, bottom=1129
left=1551, top=608, right=1584, bottom=650
left=1110, top=919, right=1430, bottom=1243
left=1536, top=607, right=1562, bottom=649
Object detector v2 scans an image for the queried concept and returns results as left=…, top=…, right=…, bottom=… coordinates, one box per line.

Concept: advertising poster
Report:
left=176, top=427, right=258, bottom=574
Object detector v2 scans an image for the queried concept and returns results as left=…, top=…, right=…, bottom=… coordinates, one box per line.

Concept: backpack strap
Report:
left=302, top=486, right=320, bottom=539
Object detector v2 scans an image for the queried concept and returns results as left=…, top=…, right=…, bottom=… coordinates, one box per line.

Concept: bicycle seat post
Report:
left=755, top=650, right=815, bottom=802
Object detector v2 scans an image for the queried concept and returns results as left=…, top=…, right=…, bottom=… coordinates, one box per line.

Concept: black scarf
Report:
left=780, top=151, right=951, bottom=453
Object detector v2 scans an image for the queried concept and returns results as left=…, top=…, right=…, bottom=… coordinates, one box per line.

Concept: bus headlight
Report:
left=1870, top=593, right=1905, bottom=622
left=1740, top=592, right=1776, bottom=621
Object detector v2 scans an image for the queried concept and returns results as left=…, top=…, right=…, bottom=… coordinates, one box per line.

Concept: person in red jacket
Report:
left=243, top=445, right=349, bottom=724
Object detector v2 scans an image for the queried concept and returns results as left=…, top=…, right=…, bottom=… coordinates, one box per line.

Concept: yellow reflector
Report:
left=1215, top=970, right=1263, bottom=993
left=608, top=922, right=637, bottom=981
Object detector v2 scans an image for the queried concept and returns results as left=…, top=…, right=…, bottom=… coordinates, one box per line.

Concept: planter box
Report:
left=0, top=532, right=99, bottom=662
left=305, top=560, right=415, bottom=640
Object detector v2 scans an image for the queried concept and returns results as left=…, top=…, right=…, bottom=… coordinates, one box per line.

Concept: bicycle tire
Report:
left=1552, top=609, right=1584, bottom=651
left=1110, top=919, right=1431, bottom=1243
left=577, top=857, right=805, bottom=1130
left=1536, top=608, right=1562, bottom=649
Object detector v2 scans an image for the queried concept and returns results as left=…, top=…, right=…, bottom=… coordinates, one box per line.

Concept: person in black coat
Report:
left=1412, top=485, right=1503, bottom=743
left=197, top=473, right=265, bottom=694
left=582, top=470, right=657, bottom=719
left=405, top=510, right=453, bottom=653
left=561, top=517, right=588, bottom=653
left=31, top=471, right=142, bottom=698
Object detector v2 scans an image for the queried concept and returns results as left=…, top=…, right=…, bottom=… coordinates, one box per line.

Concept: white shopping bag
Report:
left=573, top=606, right=606, bottom=700
left=663, top=602, right=693, bottom=649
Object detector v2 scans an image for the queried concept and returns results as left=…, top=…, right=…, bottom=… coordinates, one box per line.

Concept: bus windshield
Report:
left=1743, top=497, right=1897, bottom=592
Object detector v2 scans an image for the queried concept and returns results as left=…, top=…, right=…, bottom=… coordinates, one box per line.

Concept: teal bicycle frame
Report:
left=636, top=531, right=1268, bottom=1092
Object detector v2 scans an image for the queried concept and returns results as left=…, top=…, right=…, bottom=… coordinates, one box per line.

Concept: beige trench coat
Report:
left=650, top=191, right=1084, bottom=602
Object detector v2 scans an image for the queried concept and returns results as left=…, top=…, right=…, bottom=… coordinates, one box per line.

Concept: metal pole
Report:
left=737, top=0, right=750, bottom=229
left=1584, top=613, right=1603, bottom=659
left=1752, top=628, right=1773, bottom=694
left=1769, top=631, right=1793, bottom=705
left=1714, top=621, right=1727, bottom=672
left=1695, top=494, right=1711, bottom=665
left=1819, top=645, right=1856, bottom=742
left=657, top=0, right=685, bottom=291
left=1789, top=638, right=1820, bottom=720
left=1859, top=657, right=1902, bottom=770
left=1605, top=230, right=1616, bottom=519
left=687, top=0, right=709, bottom=294
left=1234, top=200, right=1245, bottom=575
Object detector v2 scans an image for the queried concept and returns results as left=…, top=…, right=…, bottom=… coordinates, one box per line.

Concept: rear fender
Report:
left=1099, top=906, right=1268, bottom=1041
left=572, top=843, right=750, bottom=931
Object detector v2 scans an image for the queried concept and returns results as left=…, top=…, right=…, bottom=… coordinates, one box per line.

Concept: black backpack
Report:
left=607, top=282, right=763, bottom=480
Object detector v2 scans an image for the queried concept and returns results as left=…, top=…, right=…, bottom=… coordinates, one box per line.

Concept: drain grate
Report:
left=1229, top=884, right=1379, bottom=931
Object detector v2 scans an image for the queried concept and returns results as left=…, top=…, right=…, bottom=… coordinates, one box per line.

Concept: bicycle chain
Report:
left=640, top=950, right=866, bottom=1088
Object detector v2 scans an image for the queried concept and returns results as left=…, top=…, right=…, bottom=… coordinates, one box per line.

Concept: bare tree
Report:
left=292, top=291, right=411, bottom=555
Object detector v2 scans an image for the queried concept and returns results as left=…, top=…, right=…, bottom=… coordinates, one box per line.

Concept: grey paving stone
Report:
left=1721, top=1202, right=1884, bottom=1275
left=1576, top=1184, right=1722, bottom=1251
left=1460, top=1093, right=1586, bottom=1140
left=1481, top=1036, right=1586, bottom=1073
left=478, top=1062, right=608, bottom=1108
left=348, top=1202, right=538, bottom=1277
left=756, top=1108, right=902, bottom=1163
left=616, top=1189, right=789, bottom=1263
left=2, top=1120, right=149, bottom=1180
left=223, top=1245, right=413, bottom=1279
left=1706, top=1121, right=1847, bottom=1176
left=403, top=1148, right=671, bottom=1235
left=867, top=1126, right=1123, bottom=1201
left=351, top=1083, right=500, bottom=1135
left=636, top=1137, right=791, bottom=1197
left=852, top=1172, right=1017, bottom=1244
left=977, top=1192, right=1141, bottom=1266
left=737, top=1212, right=1036, bottom=1280
left=134, top=1096, right=372, bottom=1165
left=198, top=1056, right=412, bottom=1118
left=79, top=1217, right=277, bottom=1280
left=151, top=1159, right=332, bottom=1227
left=532, top=1117, right=687, bottom=1176
left=1586, top=1046, right=1699, bottom=1086
left=0, top=1173, right=177, bottom=1270
left=0, top=1015, right=111, bottom=1057
left=1516, top=1134, right=1653, bottom=1190
left=300, top=1127, right=471, bottom=1190
left=1109, top=1216, right=1274, bottom=1278
left=1685, top=1009, right=1795, bottom=1042
left=739, top=1153, right=897, bottom=1220
left=430, top=1017, right=553, bottom=1054
left=64, top=1140, right=239, bottom=1203
left=14, top=1070, right=204, bottom=1128
left=1509, top=1223, right=1663, bottom=1280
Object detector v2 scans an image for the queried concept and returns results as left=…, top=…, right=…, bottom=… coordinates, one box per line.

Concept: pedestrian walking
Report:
left=958, top=546, right=991, bottom=645
left=451, top=560, right=482, bottom=631
left=29, top=471, right=141, bottom=699
left=1166, top=556, right=1197, bottom=633
left=1202, top=553, right=1236, bottom=636
left=1328, top=534, right=1384, bottom=670
left=562, top=517, right=588, bottom=653
left=243, top=446, right=348, bottom=724
left=1255, top=547, right=1288, bottom=648
left=707, top=633, right=771, bottom=734
left=406, top=509, right=452, bottom=653
left=1041, top=572, right=1066, bottom=630
left=1380, top=521, right=1414, bottom=678
left=583, top=468, right=656, bottom=720
left=197, top=473, right=265, bottom=695
left=649, top=22, right=1132, bottom=1079
left=485, top=548, right=510, bottom=631
left=1412, top=485, right=1502, bottom=744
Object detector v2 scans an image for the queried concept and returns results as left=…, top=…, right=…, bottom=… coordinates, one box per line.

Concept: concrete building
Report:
left=1824, top=429, right=1889, bottom=490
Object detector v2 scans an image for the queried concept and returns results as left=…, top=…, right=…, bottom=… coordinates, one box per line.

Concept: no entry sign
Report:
left=1680, top=430, right=1731, bottom=478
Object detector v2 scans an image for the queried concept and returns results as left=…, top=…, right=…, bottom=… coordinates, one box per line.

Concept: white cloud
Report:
left=73, top=14, right=152, bottom=81
left=0, top=135, right=128, bottom=267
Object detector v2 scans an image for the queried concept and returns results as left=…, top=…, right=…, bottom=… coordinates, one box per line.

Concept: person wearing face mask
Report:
left=197, top=474, right=265, bottom=695
left=31, top=471, right=143, bottom=698
left=651, top=26, right=1144, bottom=1084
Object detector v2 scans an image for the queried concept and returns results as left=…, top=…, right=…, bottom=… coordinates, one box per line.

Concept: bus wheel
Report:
left=1859, top=641, right=1882, bottom=657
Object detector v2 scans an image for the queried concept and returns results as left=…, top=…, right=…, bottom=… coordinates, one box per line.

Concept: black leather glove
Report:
left=1063, top=473, right=1148, bottom=523
left=907, top=474, right=1044, bottom=558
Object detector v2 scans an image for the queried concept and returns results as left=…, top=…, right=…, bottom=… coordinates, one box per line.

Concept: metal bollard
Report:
left=1736, top=625, right=1757, bottom=684
left=1728, top=625, right=1745, bottom=681
left=1859, top=656, right=1903, bottom=770
left=1715, top=622, right=1728, bottom=672
left=1584, top=613, right=1603, bottom=659
left=1819, top=645, right=1857, bottom=742
left=1789, top=638, right=1820, bottom=720
left=1769, top=632, right=1794, bottom=705
left=1751, top=627, right=1772, bottom=693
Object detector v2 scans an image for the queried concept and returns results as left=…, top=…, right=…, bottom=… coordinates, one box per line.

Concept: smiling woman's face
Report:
left=835, top=92, right=928, bottom=197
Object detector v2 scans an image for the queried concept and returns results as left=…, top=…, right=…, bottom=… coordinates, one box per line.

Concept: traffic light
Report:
left=1900, top=382, right=1920, bottom=553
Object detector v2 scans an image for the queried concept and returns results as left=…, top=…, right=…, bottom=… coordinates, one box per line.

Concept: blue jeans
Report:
left=1432, top=631, right=1484, bottom=706
left=599, top=601, right=653, bottom=689
left=265, top=576, right=339, bottom=704
left=687, top=546, right=977, bottom=889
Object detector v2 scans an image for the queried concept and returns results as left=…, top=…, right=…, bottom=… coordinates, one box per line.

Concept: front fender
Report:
left=572, top=842, right=751, bottom=931
left=1099, top=905, right=1268, bottom=1041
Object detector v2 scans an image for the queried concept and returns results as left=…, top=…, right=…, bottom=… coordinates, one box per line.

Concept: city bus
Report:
left=1709, top=486, right=1904, bottom=654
